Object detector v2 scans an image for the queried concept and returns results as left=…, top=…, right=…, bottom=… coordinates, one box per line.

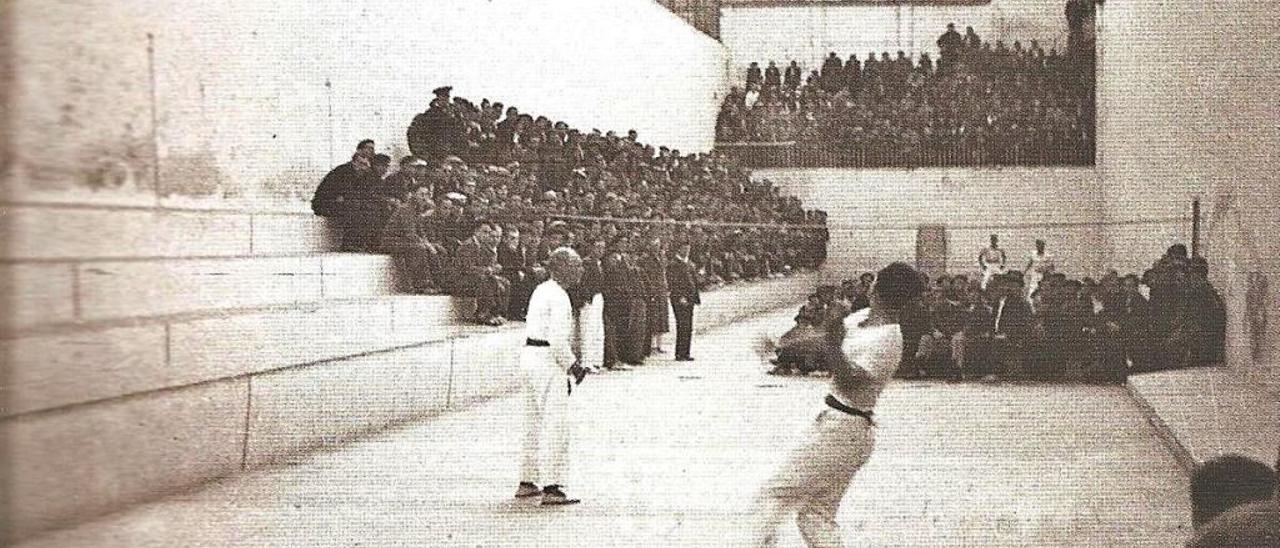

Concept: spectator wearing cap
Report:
left=784, top=60, right=802, bottom=91
left=450, top=223, right=511, bottom=326
left=407, top=86, right=463, bottom=165
left=385, top=156, right=432, bottom=201
left=378, top=186, right=444, bottom=294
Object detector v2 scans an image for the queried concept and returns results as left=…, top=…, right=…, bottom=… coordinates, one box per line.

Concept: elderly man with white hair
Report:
left=515, top=246, right=587, bottom=506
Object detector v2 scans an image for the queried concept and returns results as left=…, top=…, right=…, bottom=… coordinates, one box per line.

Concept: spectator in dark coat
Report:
left=784, top=61, right=802, bottom=90
left=312, top=139, right=375, bottom=218
left=451, top=223, right=511, bottom=326
left=668, top=241, right=700, bottom=361
left=641, top=236, right=671, bottom=355
left=378, top=186, right=445, bottom=294
left=820, top=52, right=844, bottom=92
left=764, top=61, right=782, bottom=93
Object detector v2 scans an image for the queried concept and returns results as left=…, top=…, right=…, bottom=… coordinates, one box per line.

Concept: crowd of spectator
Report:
left=311, top=87, right=829, bottom=355
left=717, top=17, right=1096, bottom=167
left=768, top=242, right=1225, bottom=383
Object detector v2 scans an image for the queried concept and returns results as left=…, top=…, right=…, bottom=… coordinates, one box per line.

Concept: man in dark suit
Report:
left=667, top=241, right=701, bottom=361
left=451, top=223, right=510, bottom=326
left=987, top=275, right=1033, bottom=379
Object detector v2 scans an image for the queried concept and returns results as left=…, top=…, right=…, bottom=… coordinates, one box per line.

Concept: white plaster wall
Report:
left=1097, top=0, right=1280, bottom=389
left=2, top=0, right=728, bottom=210
left=722, top=0, right=1071, bottom=75
left=759, top=167, right=1112, bottom=279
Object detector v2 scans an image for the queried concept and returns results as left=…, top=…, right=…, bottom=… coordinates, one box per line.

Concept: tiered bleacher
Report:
left=717, top=14, right=1097, bottom=168
left=0, top=88, right=827, bottom=540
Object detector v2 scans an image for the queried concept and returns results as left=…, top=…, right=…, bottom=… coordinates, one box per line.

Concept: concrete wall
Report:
left=722, top=0, right=1072, bottom=75
left=1, top=0, right=728, bottom=211
left=1, top=271, right=817, bottom=541
left=1097, top=0, right=1280, bottom=391
left=758, top=167, right=1125, bottom=280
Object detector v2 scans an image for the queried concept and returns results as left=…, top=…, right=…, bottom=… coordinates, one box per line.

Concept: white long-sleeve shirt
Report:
left=524, top=279, right=576, bottom=371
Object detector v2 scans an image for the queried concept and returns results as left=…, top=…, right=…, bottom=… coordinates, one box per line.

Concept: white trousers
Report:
left=747, top=408, right=875, bottom=548
left=577, top=295, right=605, bottom=370
left=519, top=348, right=573, bottom=487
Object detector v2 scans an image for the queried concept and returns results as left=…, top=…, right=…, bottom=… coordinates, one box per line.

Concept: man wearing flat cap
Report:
left=407, top=86, right=463, bottom=165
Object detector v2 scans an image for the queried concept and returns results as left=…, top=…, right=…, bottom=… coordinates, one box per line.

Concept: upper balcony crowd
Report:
left=717, top=5, right=1097, bottom=168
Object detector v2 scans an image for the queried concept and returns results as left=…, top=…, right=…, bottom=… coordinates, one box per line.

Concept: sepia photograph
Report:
left=1, top=0, right=1277, bottom=546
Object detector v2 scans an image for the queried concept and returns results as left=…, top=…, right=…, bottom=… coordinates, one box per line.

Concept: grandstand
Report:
left=2, top=0, right=1277, bottom=546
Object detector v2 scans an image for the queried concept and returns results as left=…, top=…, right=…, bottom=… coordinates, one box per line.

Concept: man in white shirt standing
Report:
left=978, top=233, right=1007, bottom=291
left=515, top=247, right=587, bottom=506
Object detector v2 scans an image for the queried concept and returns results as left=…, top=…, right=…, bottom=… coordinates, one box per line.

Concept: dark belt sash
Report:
left=526, top=338, right=550, bottom=347
left=825, top=394, right=875, bottom=425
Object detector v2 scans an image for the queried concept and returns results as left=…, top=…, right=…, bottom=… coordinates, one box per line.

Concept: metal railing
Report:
left=715, top=142, right=1096, bottom=169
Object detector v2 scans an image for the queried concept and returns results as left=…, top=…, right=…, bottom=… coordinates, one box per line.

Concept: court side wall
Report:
left=758, top=167, right=1110, bottom=281
left=1, top=0, right=728, bottom=212
left=1098, top=0, right=1280, bottom=390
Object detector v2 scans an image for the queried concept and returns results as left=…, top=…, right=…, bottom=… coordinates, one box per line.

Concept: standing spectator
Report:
left=574, top=238, right=608, bottom=373
left=668, top=240, right=700, bottom=362
left=746, top=62, right=763, bottom=89
left=407, top=86, right=463, bottom=164
left=642, top=236, right=671, bottom=355
left=378, top=186, right=445, bottom=294
left=938, top=23, right=964, bottom=71
left=1025, top=239, right=1057, bottom=301
left=820, top=52, right=844, bottom=92
left=602, top=235, right=644, bottom=366
left=499, top=225, right=531, bottom=320
left=986, top=275, right=1033, bottom=379
left=964, top=26, right=982, bottom=51
left=1185, top=256, right=1227, bottom=366
left=844, top=54, right=862, bottom=93
left=764, top=61, right=782, bottom=94
left=784, top=61, right=802, bottom=91
left=978, top=234, right=1008, bottom=290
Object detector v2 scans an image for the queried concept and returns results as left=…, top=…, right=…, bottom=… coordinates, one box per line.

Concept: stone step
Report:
left=1, top=204, right=334, bottom=261
left=0, top=272, right=818, bottom=542
left=1, top=294, right=476, bottom=418
left=2, top=252, right=397, bottom=332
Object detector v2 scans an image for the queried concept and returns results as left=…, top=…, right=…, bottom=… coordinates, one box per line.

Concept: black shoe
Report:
left=541, top=485, right=580, bottom=506
left=675, top=356, right=694, bottom=362
left=515, top=482, right=541, bottom=498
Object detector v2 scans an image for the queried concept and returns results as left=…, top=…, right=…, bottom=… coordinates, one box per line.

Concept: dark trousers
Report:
left=672, top=300, right=695, bottom=359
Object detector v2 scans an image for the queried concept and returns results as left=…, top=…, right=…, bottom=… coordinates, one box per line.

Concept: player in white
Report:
left=1025, top=239, right=1056, bottom=302
left=515, top=247, right=587, bottom=506
left=747, top=262, right=924, bottom=547
left=978, top=233, right=1007, bottom=291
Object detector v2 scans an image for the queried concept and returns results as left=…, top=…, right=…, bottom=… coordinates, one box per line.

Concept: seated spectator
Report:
left=313, top=142, right=399, bottom=251
left=1190, top=455, right=1276, bottom=529
left=450, top=223, right=511, bottom=326
left=378, top=186, right=445, bottom=294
